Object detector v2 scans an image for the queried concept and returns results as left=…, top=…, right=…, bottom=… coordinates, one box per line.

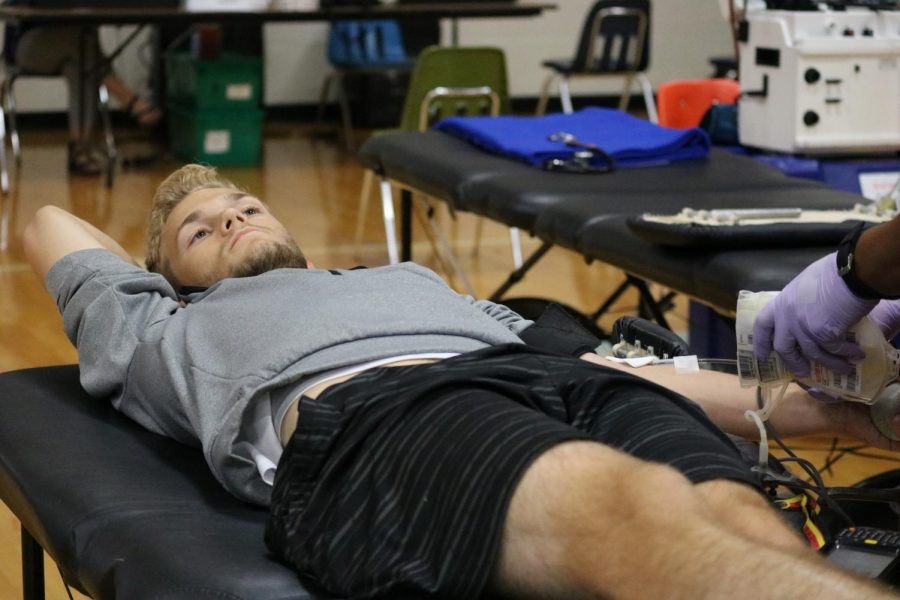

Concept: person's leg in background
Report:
left=102, top=74, right=161, bottom=129
left=14, top=26, right=160, bottom=175
left=15, top=26, right=104, bottom=174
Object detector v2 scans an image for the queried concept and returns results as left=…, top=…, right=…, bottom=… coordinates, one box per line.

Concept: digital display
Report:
left=828, top=546, right=897, bottom=578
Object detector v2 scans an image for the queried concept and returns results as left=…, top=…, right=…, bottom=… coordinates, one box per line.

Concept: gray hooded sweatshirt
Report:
left=47, top=249, right=532, bottom=506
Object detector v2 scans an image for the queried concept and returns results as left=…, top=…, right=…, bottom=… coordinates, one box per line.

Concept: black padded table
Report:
left=0, top=365, right=322, bottom=600
left=566, top=215, right=835, bottom=314
left=359, top=130, right=867, bottom=316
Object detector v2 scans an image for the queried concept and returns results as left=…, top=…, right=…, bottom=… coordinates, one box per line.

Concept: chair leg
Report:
left=334, top=73, right=355, bottom=152
left=636, top=72, right=658, bottom=124
left=3, top=77, right=21, bottom=165
left=354, top=168, right=374, bottom=249
left=536, top=73, right=557, bottom=115
left=617, top=74, right=635, bottom=112
left=558, top=77, right=574, bottom=114
left=97, top=83, right=116, bottom=188
left=379, top=176, right=399, bottom=264
left=315, top=72, right=336, bottom=125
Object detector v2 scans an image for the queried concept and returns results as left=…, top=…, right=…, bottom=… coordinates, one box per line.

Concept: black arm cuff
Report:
left=517, top=303, right=602, bottom=357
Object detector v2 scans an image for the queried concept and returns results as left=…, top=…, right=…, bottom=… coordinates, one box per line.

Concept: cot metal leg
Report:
left=629, top=275, right=671, bottom=330
left=589, top=278, right=633, bottom=323
left=590, top=275, right=674, bottom=331
left=355, top=168, right=374, bottom=249
left=98, top=83, right=116, bottom=189
left=21, top=525, right=44, bottom=600
left=3, top=76, right=21, bottom=165
left=400, top=188, right=412, bottom=262
left=509, top=227, right=523, bottom=269
left=379, top=177, right=399, bottom=265
left=488, top=240, right=553, bottom=302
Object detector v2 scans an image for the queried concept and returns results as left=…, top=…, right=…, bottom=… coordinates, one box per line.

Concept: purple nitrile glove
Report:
left=869, top=299, right=900, bottom=341
left=753, top=252, right=878, bottom=378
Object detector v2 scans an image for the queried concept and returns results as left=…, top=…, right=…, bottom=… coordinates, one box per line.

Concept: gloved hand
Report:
left=753, top=252, right=878, bottom=377
left=869, top=299, right=900, bottom=341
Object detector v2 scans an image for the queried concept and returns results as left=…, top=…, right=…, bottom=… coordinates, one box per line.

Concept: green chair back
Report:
left=398, top=45, right=510, bottom=132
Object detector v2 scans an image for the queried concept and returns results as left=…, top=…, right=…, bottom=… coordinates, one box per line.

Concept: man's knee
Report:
left=493, top=441, right=705, bottom=596
left=508, top=440, right=701, bottom=534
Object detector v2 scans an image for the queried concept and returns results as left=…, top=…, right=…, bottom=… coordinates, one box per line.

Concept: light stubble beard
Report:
left=228, top=236, right=309, bottom=280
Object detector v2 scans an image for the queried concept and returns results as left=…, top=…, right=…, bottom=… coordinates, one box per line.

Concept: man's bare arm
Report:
left=24, top=206, right=138, bottom=280
left=579, top=352, right=900, bottom=451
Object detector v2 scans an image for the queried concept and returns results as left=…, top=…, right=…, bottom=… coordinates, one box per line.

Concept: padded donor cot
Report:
left=358, top=129, right=867, bottom=319
left=0, top=365, right=318, bottom=600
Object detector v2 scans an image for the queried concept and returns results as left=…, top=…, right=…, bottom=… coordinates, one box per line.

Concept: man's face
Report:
left=160, top=187, right=307, bottom=288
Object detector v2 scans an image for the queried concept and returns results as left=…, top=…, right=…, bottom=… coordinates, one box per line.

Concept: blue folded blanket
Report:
left=434, top=107, right=711, bottom=169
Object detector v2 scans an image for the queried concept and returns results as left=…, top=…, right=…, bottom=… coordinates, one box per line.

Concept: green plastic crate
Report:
left=165, top=52, right=262, bottom=109
left=167, top=104, right=264, bottom=166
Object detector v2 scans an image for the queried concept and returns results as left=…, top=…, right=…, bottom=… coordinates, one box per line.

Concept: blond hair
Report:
left=145, top=164, right=240, bottom=283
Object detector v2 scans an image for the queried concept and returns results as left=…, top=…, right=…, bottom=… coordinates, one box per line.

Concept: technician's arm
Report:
left=855, top=215, right=900, bottom=297
left=24, top=205, right=137, bottom=280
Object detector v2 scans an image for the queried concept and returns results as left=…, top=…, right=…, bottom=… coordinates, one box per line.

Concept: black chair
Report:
left=536, top=0, right=657, bottom=123
left=315, top=19, right=414, bottom=151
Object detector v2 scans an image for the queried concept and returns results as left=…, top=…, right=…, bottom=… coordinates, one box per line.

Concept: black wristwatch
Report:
left=836, top=221, right=894, bottom=300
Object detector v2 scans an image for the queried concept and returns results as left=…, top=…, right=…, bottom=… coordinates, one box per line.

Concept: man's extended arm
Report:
left=579, top=352, right=900, bottom=452
left=24, top=205, right=138, bottom=280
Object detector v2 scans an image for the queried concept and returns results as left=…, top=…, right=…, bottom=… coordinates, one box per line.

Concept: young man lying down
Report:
left=24, top=164, right=900, bottom=599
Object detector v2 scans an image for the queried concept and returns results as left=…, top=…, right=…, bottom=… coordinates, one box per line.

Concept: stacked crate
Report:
left=165, top=52, right=264, bottom=166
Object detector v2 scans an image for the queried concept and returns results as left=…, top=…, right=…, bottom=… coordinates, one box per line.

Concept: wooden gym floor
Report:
left=0, top=121, right=898, bottom=599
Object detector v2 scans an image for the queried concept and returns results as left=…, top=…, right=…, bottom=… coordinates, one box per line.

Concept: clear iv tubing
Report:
left=745, top=383, right=790, bottom=468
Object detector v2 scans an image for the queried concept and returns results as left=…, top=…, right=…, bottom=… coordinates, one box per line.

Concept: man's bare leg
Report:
left=489, top=441, right=894, bottom=599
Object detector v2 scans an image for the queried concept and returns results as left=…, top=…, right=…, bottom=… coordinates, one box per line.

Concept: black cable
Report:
left=765, top=418, right=856, bottom=525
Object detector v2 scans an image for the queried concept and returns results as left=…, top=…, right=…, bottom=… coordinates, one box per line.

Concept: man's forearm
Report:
left=579, top=353, right=842, bottom=440
left=24, top=206, right=137, bottom=280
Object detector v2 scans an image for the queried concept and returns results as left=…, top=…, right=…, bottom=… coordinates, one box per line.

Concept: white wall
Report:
left=10, top=0, right=735, bottom=111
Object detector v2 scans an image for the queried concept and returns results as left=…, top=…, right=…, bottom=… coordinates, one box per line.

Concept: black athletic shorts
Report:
left=266, top=344, right=761, bottom=599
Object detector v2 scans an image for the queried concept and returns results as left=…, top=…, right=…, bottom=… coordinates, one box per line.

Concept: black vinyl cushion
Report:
left=357, top=129, right=865, bottom=312
left=0, top=366, right=322, bottom=600
left=571, top=216, right=833, bottom=311
left=626, top=216, right=868, bottom=249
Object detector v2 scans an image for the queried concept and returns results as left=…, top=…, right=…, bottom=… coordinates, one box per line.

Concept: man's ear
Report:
left=306, top=259, right=315, bottom=269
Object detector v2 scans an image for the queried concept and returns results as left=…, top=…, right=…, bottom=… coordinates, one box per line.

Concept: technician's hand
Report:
left=869, top=299, right=900, bottom=341
left=753, top=252, right=878, bottom=378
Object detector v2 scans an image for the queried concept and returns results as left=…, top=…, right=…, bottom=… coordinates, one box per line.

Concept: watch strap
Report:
left=835, top=221, right=895, bottom=300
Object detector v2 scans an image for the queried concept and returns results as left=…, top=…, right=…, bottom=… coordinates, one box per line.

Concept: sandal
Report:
left=125, top=95, right=163, bottom=129
left=68, top=142, right=104, bottom=176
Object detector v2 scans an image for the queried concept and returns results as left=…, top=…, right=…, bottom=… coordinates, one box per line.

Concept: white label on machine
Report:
left=204, top=131, right=231, bottom=154
left=226, top=83, right=252, bottom=100
left=859, top=172, right=900, bottom=202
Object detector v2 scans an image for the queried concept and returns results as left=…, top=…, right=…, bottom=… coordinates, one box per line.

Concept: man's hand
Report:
left=838, top=400, right=900, bottom=452
left=752, top=252, right=877, bottom=378
left=24, top=206, right=137, bottom=280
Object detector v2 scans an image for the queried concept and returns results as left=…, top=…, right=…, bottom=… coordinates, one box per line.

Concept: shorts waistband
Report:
left=279, top=357, right=441, bottom=446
